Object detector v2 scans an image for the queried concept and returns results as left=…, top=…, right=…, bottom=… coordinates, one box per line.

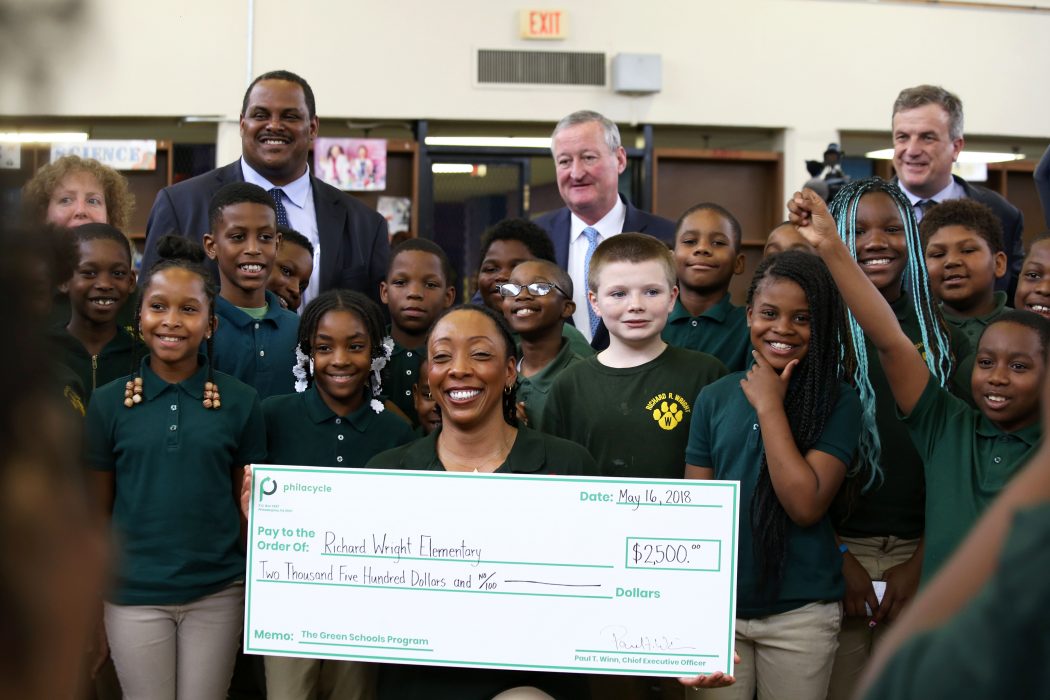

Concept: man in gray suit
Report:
left=534, top=110, right=674, bottom=349
left=142, top=70, right=388, bottom=307
left=891, top=84, right=1024, bottom=294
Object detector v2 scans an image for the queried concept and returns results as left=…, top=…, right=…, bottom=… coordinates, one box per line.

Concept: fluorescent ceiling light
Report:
left=432, top=163, right=475, bottom=174
left=0, top=132, right=89, bottom=143
left=865, top=148, right=1025, bottom=164
left=426, top=136, right=551, bottom=149
left=432, top=163, right=490, bottom=176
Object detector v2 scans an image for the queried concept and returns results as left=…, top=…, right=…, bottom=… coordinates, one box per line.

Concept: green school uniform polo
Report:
left=560, top=322, right=595, bottom=357
left=366, top=425, right=597, bottom=476
left=862, top=503, right=1050, bottom=700
left=381, top=334, right=423, bottom=425
left=263, top=386, right=415, bottom=468
left=85, top=357, right=266, bottom=605
left=834, top=291, right=973, bottom=539
left=541, top=345, right=727, bottom=479
left=661, top=294, right=751, bottom=371
left=941, top=290, right=1008, bottom=348
left=515, top=339, right=584, bottom=428
left=212, top=290, right=299, bottom=399
left=53, top=360, right=87, bottom=418
left=903, top=376, right=1041, bottom=581
left=48, top=323, right=137, bottom=402
left=511, top=323, right=595, bottom=359
left=687, top=373, right=861, bottom=618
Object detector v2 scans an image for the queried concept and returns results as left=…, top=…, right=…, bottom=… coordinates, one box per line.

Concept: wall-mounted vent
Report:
left=477, top=49, right=606, bottom=86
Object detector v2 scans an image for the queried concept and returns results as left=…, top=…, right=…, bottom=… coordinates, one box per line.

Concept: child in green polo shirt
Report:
left=380, top=238, right=455, bottom=425
left=475, top=218, right=593, bottom=357
left=85, top=235, right=266, bottom=700
left=822, top=178, right=971, bottom=700
left=686, top=250, right=861, bottom=700
left=203, top=182, right=299, bottom=399
left=1013, top=232, right=1050, bottom=321
left=921, top=198, right=1008, bottom=347
left=662, top=203, right=749, bottom=370
left=267, top=225, right=314, bottom=312
left=500, top=259, right=583, bottom=427
left=542, top=233, right=727, bottom=480
left=50, top=223, right=137, bottom=402
left=858, top=375, right=1050, bottom=700
left=412, top=355, right=441, bottom=435
left=262, top=288, right=414, bottom=700
left=790, top=188, right=1047, bottom=585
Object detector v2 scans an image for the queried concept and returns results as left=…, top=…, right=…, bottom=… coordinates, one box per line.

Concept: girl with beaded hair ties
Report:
left=85, top=235, right=266, bottom=699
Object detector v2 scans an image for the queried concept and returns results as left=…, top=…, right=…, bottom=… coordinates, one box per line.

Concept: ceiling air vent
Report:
left=477, top=49, right=606, bottom=87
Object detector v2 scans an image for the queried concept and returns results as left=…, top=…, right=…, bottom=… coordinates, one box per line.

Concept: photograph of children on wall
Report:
left=315, top=137, right=386, bottom=191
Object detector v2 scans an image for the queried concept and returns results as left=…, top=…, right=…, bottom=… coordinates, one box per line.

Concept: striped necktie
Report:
left=582, top=227, right=601, bottom=337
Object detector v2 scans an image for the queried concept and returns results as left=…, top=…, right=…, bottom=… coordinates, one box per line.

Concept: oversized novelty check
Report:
left=245, top=466, right=739, bottom=677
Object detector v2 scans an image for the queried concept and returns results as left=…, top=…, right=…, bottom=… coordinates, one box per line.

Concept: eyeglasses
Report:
left=497, top=282, right=568, bottom=298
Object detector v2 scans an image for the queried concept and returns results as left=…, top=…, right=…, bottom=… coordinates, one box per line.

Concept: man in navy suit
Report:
left=891, top=85, right=1024, bottom=296
left=534, top=110, right=674, bottom=349
left=142, top=70, right=388, bottom=307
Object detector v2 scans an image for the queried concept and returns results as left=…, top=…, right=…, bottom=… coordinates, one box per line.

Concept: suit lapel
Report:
left=621, top=197, right=648, bottom=234
left=218, top=160, right=245, bottom=186
left=311, top=177, right=342, bottom=290
left=553, top=208, right=572, bottom=268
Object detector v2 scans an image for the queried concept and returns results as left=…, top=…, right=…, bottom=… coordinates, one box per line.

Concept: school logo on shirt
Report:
left=64, top=385, right=85, bottom=417
left=645, top=392, right=692, bottom=431
left=913, top=341, right=928, bottom=362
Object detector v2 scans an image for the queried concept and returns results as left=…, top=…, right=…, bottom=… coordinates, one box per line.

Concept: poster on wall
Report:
left=315, top=138, right=386, bottom=191
left=377, top=196, right=411, bottom=236
left=51, top=140, right=157, bottom=170
left=0, top=144, right=20, bottom=169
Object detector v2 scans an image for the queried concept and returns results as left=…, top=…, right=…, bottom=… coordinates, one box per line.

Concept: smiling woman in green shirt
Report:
left=369, top=304, right=596, bottom=699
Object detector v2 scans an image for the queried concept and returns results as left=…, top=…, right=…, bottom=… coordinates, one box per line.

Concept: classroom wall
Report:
left=5, top=0, right=1049, bottom=189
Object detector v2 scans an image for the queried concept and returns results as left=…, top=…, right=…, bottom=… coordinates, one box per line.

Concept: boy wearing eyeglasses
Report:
left=541, top=233, right=727, bottom=479
left=499, top=259, right=584, bottom=427
left=661, top=203, right=751, bottom=371
left=379, top=238, right=456, bottom=426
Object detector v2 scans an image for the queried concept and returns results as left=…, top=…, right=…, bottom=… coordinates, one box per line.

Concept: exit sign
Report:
left=519, top=9, right=567, bottom=39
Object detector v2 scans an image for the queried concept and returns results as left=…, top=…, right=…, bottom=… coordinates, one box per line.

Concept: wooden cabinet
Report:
left=652, top=148, right=784, bottom=303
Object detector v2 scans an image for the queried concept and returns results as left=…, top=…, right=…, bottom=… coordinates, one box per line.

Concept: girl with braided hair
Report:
left=253, top=289, right=415, bottom=700
left=790, top=186, right=1047, bottom=589
left=685, top=249, right=861, bottom=700
left=824, top=177, right=971, bottom=699
left=85, top=235, right=266, bottom=699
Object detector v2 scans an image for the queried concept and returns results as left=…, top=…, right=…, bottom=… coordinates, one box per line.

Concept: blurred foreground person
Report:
left=0, top=224, right=109, bottom=699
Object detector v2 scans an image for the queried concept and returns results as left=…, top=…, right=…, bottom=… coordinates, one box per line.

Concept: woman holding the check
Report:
left=242, top=304, right=734, bottom=699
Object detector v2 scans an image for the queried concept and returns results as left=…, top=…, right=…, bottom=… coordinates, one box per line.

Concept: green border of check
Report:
left=245, top=467, right=740, bottom=676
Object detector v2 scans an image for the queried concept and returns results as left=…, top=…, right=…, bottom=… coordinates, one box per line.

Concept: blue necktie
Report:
left=914, top=199, right=935, bottom=222
left=582, top=227, right=601, bottom=337
left=268, top=187, right=290, bottom=228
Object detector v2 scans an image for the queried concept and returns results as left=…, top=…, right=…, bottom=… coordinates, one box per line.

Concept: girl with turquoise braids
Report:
left=802, top=178, right=970, bottom=699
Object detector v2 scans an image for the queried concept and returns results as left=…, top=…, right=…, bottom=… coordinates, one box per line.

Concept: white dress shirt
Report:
left=899, top=178, right=967, bottom=223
